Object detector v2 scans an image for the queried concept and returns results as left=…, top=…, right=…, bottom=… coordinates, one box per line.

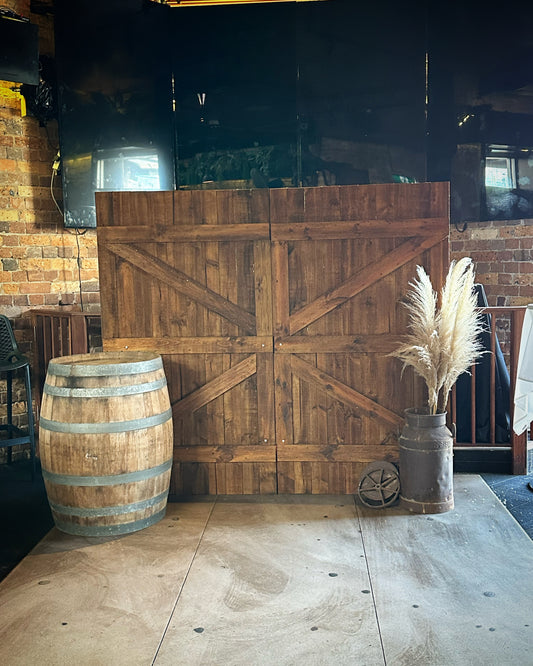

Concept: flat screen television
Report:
left=0, top=16, right=39, bottom=85
left=54, top=0, right=428, bottom=227
left=54, top=0, right=175, bottom=228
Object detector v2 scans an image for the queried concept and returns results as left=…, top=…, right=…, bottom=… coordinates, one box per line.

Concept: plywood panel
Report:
left=2, top=477, right=532, bottom=664
left=154, top=497, right=382, bottom=664
left=359, top=475, right=533, bottom=665
left=0, top=502, right=214, bottom=665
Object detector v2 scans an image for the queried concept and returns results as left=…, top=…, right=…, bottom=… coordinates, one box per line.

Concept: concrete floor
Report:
left=0, top=474, right=532, bottom=666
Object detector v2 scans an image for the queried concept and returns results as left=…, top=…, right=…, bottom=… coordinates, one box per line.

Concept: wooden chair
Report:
left=0, top=315, right=36, bottom=480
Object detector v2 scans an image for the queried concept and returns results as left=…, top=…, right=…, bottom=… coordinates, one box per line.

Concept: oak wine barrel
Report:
left=39, top=351, right=173, bottom=536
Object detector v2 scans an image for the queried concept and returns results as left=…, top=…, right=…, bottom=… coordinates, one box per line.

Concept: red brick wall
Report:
left=1, top=1, right=99, bottom=460
left=450, top=219, right=533, bottom=307
left=1, top=3, right=99, bottom=332
left=451, top=218, right=533, bottom=365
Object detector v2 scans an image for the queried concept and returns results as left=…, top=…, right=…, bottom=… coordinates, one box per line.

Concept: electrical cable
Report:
left=50, top=169, right=62, bottom=216
left=74, top=228, right=84, bottom=312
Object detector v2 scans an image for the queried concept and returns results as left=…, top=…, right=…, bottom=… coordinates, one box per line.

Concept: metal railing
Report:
left=451, top=306, right=529, bottom=475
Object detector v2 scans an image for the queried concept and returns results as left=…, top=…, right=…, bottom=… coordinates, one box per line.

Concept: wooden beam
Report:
left=270, top=218, right=449, bottom=241
left=103, top=336, right=272, bottom=354
left=106, top=243, right=257, bottom=334
left=172, top=354, right=256, bottom=418
left=290, top=355, right=404, bottom=427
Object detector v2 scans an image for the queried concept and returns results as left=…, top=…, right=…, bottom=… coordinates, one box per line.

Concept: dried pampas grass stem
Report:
left=391, top=258, right=485, bottom=415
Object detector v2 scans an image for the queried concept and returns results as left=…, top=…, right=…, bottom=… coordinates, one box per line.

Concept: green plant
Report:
left=391, top=257, right=486, bottom=415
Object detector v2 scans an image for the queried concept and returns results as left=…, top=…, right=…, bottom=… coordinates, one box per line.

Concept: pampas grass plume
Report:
left=392, top=258, right=485, bottom=414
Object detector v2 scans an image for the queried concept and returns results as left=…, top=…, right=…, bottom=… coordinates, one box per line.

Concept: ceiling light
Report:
left=164, top=1, right=325, bottom=7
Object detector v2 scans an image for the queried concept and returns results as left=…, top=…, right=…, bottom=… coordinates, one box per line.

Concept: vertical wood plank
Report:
left=274, top=354, right=293, bottom=447
left=256, top=353, right=275, bottom=446
left=272, top=241, right=290, bottom=338
left=254, top=240, right=273, bottom=338
left=269, top=187, right=305, bottom=224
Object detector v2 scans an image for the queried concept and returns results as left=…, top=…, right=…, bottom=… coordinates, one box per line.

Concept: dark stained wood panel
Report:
left=269, top=184, right=449, bottom=493
left=96, top=183, right=449, bottom=494
left=97, top=189, right=276, bottom=495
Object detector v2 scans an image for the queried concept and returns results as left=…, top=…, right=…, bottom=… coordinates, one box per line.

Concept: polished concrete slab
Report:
left=0, top=475, right=532, bottom=666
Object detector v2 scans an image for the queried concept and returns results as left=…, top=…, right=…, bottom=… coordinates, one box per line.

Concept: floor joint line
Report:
left=151, top=496, right=218, bottom=665
left=354, top=496, right=388, bottom=666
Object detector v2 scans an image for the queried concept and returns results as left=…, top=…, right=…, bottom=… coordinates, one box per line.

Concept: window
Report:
left=484, top=145, right=533, bottom=220
left=485, top=156, right=515, bottom=188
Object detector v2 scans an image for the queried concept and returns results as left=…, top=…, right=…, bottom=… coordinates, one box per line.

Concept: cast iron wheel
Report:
left=357, top=461, right=400, bottom=508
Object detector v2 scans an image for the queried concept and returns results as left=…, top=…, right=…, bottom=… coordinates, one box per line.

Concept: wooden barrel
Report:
left=39, top=351, right=173, bottom=536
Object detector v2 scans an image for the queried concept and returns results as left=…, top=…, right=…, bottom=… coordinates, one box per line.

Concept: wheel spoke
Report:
left=357, top=462, right=400, bottom=509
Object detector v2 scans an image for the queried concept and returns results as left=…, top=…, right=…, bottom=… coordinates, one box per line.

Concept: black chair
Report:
left=0, top=315, right=36, bottom=480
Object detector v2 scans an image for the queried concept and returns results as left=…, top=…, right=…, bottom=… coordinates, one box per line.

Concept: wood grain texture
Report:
left=97, top=183, right=449, bottom=494
left=0, top=502, right=215, bottom=666
left=274, top=334, right=402, bottom=353
left=39, top=351, right=173, bottom=535
left=154, top=497, right=381, bottom=664
left=105, top=243, right=257, bottom=334
left=98, top=189, right=274, bottom=494
left=103, top=336, right=273, bottom=354
left=98, top=223, right=270, bottom=243
left=359, top=475, right=533, bottom=665
left=269, top=183, right=448, bottom=493
left=271, top=240, right=290, bottom=338
left=288, top=234, right=447, bottom=336
left=276, top=445, right=399, bottom=463
left=270, top=217, right=448, bottom=240
left=170, top=462, right=217, bottom=495
left=95, top=190, right=174, bottom=228
left=171, top=355, right=256, bottom=419
left=290, top=354, right=404, bottom=427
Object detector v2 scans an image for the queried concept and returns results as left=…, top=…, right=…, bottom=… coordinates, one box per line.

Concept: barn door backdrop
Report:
left=96, top=183, right=449, bottom=495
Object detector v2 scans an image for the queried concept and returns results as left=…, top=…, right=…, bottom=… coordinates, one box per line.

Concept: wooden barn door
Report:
left=96, top=189, right=277, bottom=495
left=269, top=185, right=449, bottom=493
left=96, top=183, right=449, bottom=495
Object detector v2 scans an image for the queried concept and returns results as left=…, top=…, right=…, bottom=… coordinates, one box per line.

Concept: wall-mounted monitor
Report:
left=54, top=0, right=429, bottom=226
left=0, top=16, right=39, bottom=85
left=54, top=0, right=175, bottom=228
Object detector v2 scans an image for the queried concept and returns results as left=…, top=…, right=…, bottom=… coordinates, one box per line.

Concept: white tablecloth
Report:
left=513, top=304, right=533, bottom=435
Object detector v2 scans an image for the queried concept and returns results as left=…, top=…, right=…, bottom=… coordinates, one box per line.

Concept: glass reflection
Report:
left=94, top=148, right=161, bottom=191
left=55, top=0, right=175, bottom=228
